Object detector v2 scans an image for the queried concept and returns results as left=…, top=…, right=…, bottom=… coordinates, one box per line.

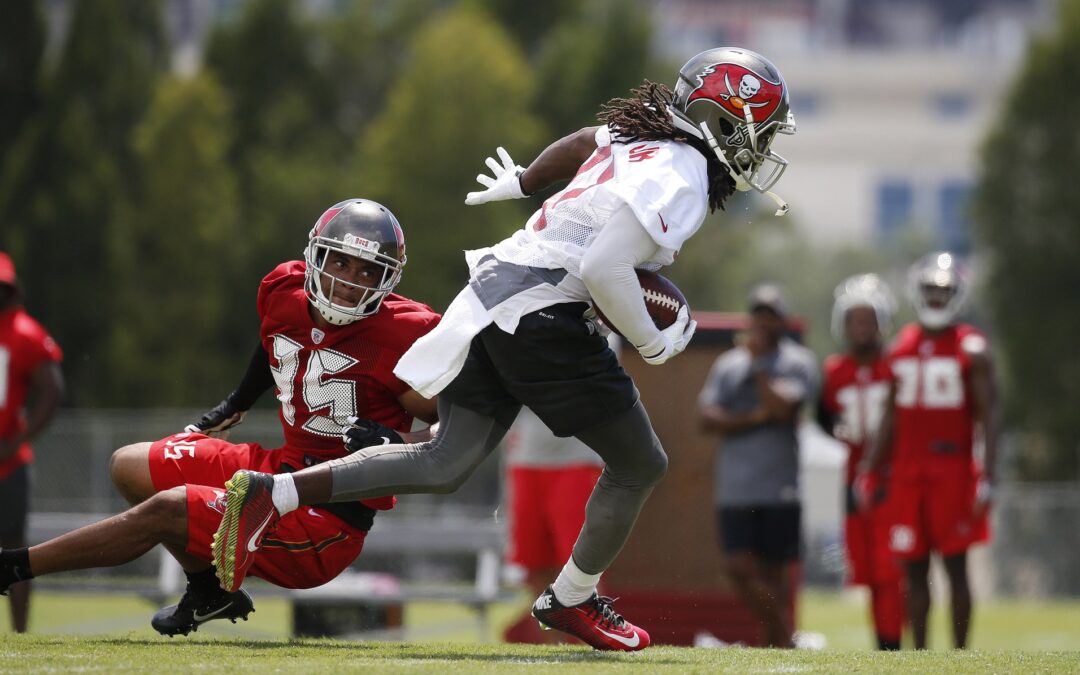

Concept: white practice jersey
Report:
left=468, top=126, right=710, bottom=280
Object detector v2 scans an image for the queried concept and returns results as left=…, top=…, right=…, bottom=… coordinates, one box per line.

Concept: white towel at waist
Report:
left=393, top=285, right=492, bottom=399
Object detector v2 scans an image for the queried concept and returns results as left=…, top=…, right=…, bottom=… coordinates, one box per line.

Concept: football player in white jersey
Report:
left=213, top=47, right=796, bottom=651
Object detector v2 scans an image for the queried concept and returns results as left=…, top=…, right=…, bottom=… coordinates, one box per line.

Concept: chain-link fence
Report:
left=22, top=409, right=1080, bottom=598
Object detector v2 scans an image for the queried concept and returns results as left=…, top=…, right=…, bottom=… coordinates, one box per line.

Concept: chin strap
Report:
left=668, top=106, right=789, bottom=217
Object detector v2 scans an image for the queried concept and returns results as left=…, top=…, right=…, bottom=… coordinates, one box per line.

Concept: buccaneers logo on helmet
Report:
left=686, top=62, right=785, bottom=124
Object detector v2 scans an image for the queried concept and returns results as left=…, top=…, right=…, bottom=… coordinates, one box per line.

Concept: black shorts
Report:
left=440, top=302, right=638, bottom=437
left=0, top=464, right=30, bottom=543
left=718, top=504, right=802, bottom=563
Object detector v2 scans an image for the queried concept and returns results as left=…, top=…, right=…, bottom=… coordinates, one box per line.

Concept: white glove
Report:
left=465, top=147, right=527, bottom=205
left=638, top=306, right=696, bottom=366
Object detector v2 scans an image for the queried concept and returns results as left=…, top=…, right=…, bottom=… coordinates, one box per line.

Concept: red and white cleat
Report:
left=531, top=586, right=650, bottom=651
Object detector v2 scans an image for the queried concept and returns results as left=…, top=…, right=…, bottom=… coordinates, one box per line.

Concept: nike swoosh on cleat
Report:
left=246, top=510, right=276, bottom=553
left=192, top=601, right=233, bottom=623
left=379, top=436, right=390, bottom=445
left=596, top=626, right=640, bottom=648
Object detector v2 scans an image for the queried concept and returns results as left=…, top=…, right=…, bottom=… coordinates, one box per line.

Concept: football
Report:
left=593, top=269, right=688, bottom=338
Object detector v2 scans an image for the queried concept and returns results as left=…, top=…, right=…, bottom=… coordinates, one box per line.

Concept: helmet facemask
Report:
left=304, top=234, right=405, bottom=326
left=831, top=274, right=897, bottom=345
left=907, top=252, right=969, bottom=330
left=669, top=48, right=796, bottom=215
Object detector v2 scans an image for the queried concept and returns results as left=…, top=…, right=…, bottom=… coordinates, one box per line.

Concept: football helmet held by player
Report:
left=831, top=273, right=898, bottom=343
left=669, top=47, right=796, bottom=210
left=305, top=199, right=407, bottom=325
left=907, top=251, right=970, bottom=330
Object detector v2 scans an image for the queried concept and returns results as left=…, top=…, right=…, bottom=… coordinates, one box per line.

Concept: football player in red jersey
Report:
left=858, top=252, right=998, bottom=649
left=0, top=200, right=440, bottom=636
left=817, top=274, right=904, bottom=650
left=0, top=252, right=65, bottom=633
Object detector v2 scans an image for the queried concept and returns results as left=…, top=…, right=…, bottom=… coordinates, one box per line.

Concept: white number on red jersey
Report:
left=892, top=356, right=965, bottom=409
left=834, top=381, right=890, bottom=444
left=301, top=348, right=358, bottom=437
left=270, top=334, right=359, bottom=437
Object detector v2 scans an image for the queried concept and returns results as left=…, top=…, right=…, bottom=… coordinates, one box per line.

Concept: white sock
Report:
left=271, top=473, right=299, bottom=516
left=551, top=556, right=602, bottom=607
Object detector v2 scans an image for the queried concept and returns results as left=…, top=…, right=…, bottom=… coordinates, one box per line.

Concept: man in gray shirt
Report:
left=698, top=284, right=818, bottom=648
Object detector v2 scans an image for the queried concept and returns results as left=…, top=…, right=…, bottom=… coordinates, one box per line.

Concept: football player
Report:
left=0, top=200, right=440, bottom=636
left=858, top=252, right=999, bottom=649
left=817, top=274, right=905, bottom=650
left=0, top=253, right=65, bottom=633
left=212, top=47, right=797, bottom=651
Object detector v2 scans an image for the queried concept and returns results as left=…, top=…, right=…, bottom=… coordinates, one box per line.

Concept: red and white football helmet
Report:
left=304, top=199, right=406, bottom=325
left=907, top=251, right=969, bottom=330
left=669, top=47, right=796, bottom=213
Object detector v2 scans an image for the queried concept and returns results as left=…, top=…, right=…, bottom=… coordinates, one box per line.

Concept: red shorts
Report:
left=506, top=465, right=602, bottom=571
left=149, top=433, right=367, bottom=589
left=887, top=468, right=989, bottom=560
left=845, top=506, right=903, bottom=586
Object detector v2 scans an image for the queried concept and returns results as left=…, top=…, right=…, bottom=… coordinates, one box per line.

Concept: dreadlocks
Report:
left=598, top=81, right=736, bottom=213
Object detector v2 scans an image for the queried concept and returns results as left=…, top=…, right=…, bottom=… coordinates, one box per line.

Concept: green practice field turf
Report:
left=1, top=589, right=1078, bottom=672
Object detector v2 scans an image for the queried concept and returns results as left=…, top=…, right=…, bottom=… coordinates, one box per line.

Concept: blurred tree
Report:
left=467, top=0, right=583, bottom=54
left=534, top=0, right=653, bottom=133
left=972, top=0, right=1080, bottom=481
left=105, top=73, right=242, bottom=405
left=0, top=0, right=46, bottom=173
left=0, top=0, right=167, bottom=405
left=203, top=0, right=343, bottom=281
left=355, top=5, right=544, bottom=311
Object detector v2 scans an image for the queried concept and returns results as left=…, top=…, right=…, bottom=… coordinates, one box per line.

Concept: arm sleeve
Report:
left=227, top=341, right=276, bottom=411
left=578, top=204, right=665, bottom=353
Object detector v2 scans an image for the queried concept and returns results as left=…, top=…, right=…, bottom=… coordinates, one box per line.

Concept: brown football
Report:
left=593, top=269, right=687, bottom=338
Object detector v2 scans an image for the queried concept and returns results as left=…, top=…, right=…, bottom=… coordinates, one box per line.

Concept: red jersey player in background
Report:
left=0, top=252, right=65, bottom=633
left=0, top=200, right=440, bottom=636
left=859, top=252, right=998, bottom=649
left=817, top=274, right=904, bottom=651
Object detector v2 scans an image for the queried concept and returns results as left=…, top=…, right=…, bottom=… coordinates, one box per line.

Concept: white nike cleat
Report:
left=531, top=586, right=651, bottom=651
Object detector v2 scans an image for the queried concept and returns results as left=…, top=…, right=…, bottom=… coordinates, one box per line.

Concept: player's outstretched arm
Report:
left=185, top=342, right=275, bottom=436
left=465, top=127, right=599, bottom=205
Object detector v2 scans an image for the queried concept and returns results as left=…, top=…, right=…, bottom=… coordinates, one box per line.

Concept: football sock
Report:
left=271, top=473, right=299, bottom=516
left=185, top=567, right=220, bottom=592
left=552, top=556, right=602, bottom=607
left=0, top=548, right=34, bottom=582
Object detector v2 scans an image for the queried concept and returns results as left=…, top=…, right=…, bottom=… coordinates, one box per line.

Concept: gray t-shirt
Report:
left=698, top=339, right=819, bottom=507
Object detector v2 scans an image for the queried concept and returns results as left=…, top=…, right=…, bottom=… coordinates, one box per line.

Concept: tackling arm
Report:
left=186, top=341, right=275, bottom=434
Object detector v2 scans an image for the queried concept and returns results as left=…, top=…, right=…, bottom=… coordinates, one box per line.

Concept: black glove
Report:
left=342, top=416, right=404, bottom=453
left=185, top=396, right=246, bottom=435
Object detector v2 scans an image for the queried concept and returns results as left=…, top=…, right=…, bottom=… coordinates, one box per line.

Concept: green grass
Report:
left=0, top=589, right=1079, bottom=672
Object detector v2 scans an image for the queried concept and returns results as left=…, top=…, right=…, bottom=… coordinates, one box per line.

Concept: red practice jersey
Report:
left=258, top=261, right=440, bottom=506
left=820, top=352, right=892, bottom=485
left=0, top=306, right=63, bottom=478
left=888, top=322, right=985, bottom=477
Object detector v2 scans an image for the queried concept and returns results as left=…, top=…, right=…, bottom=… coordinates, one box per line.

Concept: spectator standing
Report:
left=698, top=284, right=817, bottom=648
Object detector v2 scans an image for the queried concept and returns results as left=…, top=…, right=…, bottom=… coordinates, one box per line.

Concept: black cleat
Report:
left=151, top=585, right=254, bottom=636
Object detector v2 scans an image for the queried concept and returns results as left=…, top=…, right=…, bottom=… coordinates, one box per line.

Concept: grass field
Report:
left=1, top=589, right=1079, bottom=673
